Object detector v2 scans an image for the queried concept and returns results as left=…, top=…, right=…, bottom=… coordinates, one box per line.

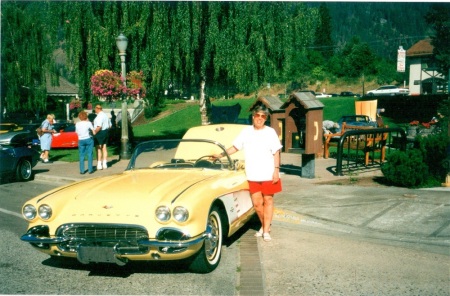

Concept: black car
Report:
left=337, top=115, right=376, bottom=131
left=340, top=91, right=360, bottom=97
left=0, top=131, right=40, bottom=181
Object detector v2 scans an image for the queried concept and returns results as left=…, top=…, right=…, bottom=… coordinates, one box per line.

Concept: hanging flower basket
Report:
left=90, top=70, right=124, bottom=101
left=126, top=70, right=146, bottom=99
left=69, top=99, right=81, bottom=110
left=90, top=69, right=146, bottom=102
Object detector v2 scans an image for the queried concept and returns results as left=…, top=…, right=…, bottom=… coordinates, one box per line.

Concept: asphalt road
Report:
left=1, top=179, right=449, bottom=295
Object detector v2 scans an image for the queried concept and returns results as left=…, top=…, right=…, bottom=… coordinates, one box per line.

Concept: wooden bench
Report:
left=323, top=123, right=388, bottom=165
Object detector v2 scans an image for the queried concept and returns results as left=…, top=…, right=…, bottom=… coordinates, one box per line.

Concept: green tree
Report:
left=314, top=3, right=334, bottom=59
left=1, top=2, right=57, bottom=116
left=1, top=1, right=325, bottom=118
left=331, top=37, right=376, bottom=78
left=425, top=3, right=450, bottom=77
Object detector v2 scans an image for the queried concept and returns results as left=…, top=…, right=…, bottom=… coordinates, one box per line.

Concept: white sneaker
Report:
left=263, top=233, right=272, bottom=242
left=103, top=161, right=107, bottom=169
left=255, top=228, right=263, bottom=237
left=97, top=161, right=103, bottom=170
left=254, top=226, right=271, bottom=237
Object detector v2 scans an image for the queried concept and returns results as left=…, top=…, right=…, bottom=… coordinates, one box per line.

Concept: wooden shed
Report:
left=281, top=92, right=324, bottom=154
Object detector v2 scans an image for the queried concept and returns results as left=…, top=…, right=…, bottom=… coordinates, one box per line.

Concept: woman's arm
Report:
left=214, top=146, right=238, bottom=159
left=273, top=149, right=281, bottom=183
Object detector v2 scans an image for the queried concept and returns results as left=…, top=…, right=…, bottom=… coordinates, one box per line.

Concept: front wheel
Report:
left=16, top=159, right=32, bottom=181
left=189, top=207, right=224, bottom=273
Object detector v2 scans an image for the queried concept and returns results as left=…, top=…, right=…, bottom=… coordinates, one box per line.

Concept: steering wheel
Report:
left=194, top=155, right=223, bottom=168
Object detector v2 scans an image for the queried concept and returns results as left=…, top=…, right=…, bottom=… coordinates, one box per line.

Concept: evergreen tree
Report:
left=314, top=3, right=334, bottom=58
left=425, top=4, right=450, bottom=77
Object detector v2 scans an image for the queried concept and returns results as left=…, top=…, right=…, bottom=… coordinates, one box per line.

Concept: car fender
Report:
left=218, top=190, right=254, bottom=236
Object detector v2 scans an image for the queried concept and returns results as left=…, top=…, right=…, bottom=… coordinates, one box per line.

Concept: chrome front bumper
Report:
left=21, top=224, right=207, bottom=254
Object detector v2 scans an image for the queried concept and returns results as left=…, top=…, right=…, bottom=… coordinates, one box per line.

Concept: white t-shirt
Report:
left=94, top=111, right=110, bottom=130
left=76, top=120, right=94, bottom=140
left=233, top=125, right=282, bottom=181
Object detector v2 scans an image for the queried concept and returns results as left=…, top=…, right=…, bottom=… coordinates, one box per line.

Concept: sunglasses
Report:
left=253, top=113, right=267, bottom=119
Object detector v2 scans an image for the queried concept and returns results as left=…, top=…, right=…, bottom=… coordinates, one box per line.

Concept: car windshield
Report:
left=126, top=139, right=235, bottom=171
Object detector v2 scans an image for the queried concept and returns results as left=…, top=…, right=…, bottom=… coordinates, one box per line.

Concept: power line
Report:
left=306, top=35, right=429, bottom=50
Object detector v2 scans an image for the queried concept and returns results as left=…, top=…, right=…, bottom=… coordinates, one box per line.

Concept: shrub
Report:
left=381, top=149, right=429, bottom=187
left=144, top=104, right=162, bottom=119
left=416, top=132, right=448, bottom=183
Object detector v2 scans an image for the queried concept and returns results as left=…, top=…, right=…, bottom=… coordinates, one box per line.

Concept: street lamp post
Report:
left=116, top=33, right=131, bottom=160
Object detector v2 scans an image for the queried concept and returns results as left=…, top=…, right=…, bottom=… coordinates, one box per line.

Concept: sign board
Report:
left=397, top=46, right=406, bottom=72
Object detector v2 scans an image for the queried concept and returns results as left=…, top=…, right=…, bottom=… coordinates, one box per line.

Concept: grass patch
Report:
left=50, top=96, right=406, bottom=162
left=319, top=97, right=357, bottom=122
left=134, top=104, right=201, bottom=140
left=49, top=146, right=118, bottom=163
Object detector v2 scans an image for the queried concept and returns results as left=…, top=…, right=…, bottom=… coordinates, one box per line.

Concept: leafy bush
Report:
left=417, top=132, right=448, bottom=182
left=144, top=104, right=161, bottom=119
left=382, top=128, right=448, bottom=188
left=381, top=149, right=430, bottom=187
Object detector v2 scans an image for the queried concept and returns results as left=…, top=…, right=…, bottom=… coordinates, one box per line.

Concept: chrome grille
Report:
left=59, top=224, right=148, bottom=241
left=56, top=224, right=149, bottom=254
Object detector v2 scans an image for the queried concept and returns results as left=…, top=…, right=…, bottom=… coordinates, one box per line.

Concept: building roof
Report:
left=250, top=95, right=284, bottom=112
left=46, top=75, right=79, bottom=97
left=281, top=92, right=324, bottom=110
left=406, top=38, right=434, bottom=57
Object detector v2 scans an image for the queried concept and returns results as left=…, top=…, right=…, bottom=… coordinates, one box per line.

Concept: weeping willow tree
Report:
left=1, top=1, right=57, bottom=114
left=1, top=1, right=320, bottom=117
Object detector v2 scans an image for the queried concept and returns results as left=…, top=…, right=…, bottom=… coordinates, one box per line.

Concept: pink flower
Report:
left=90, top=69, right=146, bottom=101
left=90, top=70, right=124, bottom=101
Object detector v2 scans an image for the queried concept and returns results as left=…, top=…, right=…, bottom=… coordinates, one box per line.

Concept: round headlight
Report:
left=155, top=206, right=171, bottom=222
left=38, top=204, right=52, bottom=220
left=23, top=204, right=36, bottom=220
left=173, top=206, right=189, bottom=223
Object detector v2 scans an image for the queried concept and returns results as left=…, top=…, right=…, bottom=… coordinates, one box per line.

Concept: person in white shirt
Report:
left=93, top=105, right=110, bottom=170
left=75, top=111, right=95, bottom=174
left=215, top=105, right=282, bottom=242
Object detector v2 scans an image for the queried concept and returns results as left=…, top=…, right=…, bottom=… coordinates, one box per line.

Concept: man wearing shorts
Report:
left=93, top=105, right=111, bottom=170
left=215, top=105, right=282, bottom=242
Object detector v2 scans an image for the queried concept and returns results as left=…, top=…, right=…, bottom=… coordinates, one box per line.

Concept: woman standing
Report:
left=40, top=114, right=56, bottom=163
left=75, top=111, right=95, bottom=174
left=215, top=105, right=282, bottom=242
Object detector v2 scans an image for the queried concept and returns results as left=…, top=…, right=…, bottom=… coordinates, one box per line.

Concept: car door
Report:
left=0, top=146, right=16, bottom=175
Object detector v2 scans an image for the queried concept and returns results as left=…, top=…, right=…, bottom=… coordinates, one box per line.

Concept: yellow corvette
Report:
left=21, top=124, right=254, bottom=273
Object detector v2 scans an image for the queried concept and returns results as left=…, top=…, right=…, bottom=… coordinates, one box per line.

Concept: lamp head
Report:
left=116, top=33, right=128, bottom=52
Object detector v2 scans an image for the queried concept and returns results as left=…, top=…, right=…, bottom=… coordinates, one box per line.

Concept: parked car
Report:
left=337, top=115, right=377, bottom=131
left=298, top=90, right=316, bottom=96
left=0, top=131, right=40, bottom=181
left=0, top=123, right=23, bottom=134
left=49, top=122, right=121, bottom=149
left=51, top=123, right=78, bottom=148
left=315, top=92, right=332, bottom=98
left=0, top=130, right=38, bottom=147
left=340, top=91, right=360, bottom=97
left=21, top=124, right=255, bottom=273
left=366, top=85, right=409, bottom=96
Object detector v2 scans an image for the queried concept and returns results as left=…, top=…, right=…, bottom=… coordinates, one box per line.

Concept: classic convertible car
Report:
left=21, top=124, right=254, bottom=273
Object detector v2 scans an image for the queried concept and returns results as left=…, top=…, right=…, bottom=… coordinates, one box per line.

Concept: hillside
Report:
left=308, top=2, right=433, bottom=60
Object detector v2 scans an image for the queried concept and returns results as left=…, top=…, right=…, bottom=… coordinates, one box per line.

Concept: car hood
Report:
left=33, top=169, right=225, bottom=225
